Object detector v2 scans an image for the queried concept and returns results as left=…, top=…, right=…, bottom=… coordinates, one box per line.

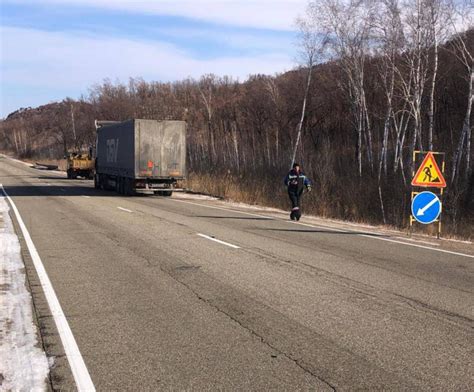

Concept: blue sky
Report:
left=0, top=0, right=307, bottom=118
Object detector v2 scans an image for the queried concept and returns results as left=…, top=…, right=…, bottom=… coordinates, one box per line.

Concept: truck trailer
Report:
left=94, top=119, right=186, bottom=195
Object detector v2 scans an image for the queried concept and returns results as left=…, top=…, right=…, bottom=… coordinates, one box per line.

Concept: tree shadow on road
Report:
left=193, top=215, right=273, bottom=221
left=259, top=228, right=387, bottom=237
left=1, top=184, right=115, bottom=197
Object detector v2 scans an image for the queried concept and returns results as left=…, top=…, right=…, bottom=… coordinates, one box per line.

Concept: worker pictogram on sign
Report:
left=411, top=152, right=446, bottom=188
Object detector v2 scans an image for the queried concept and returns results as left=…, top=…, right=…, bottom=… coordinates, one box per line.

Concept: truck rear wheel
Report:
left=124, top=178, right=133, bottom=196
left=69, top=170, right=78, bottom=179
left=117, top=177, right=126, bottom=195
left=115, top=177, right=121, bottom=194
left=99, top=174, right=106, bottom=190
left=117, top=177, right=122, bottom=194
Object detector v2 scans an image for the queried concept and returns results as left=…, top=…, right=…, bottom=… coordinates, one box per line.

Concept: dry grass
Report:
left=186, top=171, right=473, bottom=241
left=186, top=172, right=287, bottom=208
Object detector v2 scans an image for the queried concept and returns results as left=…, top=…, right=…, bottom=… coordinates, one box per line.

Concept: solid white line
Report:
left=294, top=221, right=473, bottom=258
left=117, top=207, right=133, bottom=213
left=0, top=184, right=95, bottom=391
left=197, top=233, right=240, bottom=249
left=172, top=199, right=474, bottom=259
left=358, top=234, right=473, bottom=258
left=395, top=236, right=440, bottom=246
left=291, top=220, right=345, bottom=232
left=172, top=199, right=274, bottom=220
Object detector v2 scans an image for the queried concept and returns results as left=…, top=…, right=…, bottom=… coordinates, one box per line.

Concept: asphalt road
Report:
left=1, top=156, right=473, bottom=391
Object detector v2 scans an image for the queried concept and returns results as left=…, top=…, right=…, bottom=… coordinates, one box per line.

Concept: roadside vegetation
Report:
left=0, top=0, right=472, bottom=238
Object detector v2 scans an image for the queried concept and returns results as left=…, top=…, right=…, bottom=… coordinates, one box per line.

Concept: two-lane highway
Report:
left=1, top=155, right=473, bottom=391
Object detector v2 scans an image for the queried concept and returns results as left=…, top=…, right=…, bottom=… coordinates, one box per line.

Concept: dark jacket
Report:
left=284, top=169, right=311, bottom=193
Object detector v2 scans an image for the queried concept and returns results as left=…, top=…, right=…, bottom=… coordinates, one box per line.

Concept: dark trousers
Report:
left=288, top=189, right=303, bottom=209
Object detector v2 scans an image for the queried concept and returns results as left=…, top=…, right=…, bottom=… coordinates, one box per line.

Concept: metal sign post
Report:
left=409, top=151, right=446, bottom=239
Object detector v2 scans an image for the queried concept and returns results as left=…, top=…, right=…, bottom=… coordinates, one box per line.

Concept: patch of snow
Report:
left=174, top=192, right=220, bottom=201
left=40, top=170, right=65, bottom=177
left=0, top=194, right=50, bottom=391
left=221, top=201, right=284, bottom=214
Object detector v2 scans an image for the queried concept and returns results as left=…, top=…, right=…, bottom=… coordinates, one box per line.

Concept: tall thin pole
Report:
left=70, top=103, right=77, bottom=147
left=291, top=63, right=313, bottom=168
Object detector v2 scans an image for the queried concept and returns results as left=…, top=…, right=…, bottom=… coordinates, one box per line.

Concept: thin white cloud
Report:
left=6, top=0, right=307, bottom=31
left=146, top=25, right=295, bottom=51
left=0, top=26, right=294, bottom=115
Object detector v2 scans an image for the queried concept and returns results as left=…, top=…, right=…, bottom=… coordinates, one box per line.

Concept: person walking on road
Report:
left=284, top=163, right=312, bottom=221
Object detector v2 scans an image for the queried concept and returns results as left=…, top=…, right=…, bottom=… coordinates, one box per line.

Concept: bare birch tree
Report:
left=292, top=14, right=328, bottom=168
left=424, top=0, right=454, bottom=151
left=306, top=0, right=376, bottom=176
left=374, top=0, right=405, bottom=177
left=446, top=1, right=473, bottom=183
left=198, top=75, right=217, bottom=167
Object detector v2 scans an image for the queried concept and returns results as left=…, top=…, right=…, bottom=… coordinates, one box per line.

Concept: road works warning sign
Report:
left=411, top=152, right=446, bottom=188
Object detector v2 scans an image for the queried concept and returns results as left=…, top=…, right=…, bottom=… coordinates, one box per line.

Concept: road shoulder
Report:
left=7, top=196, right=76, bottom=390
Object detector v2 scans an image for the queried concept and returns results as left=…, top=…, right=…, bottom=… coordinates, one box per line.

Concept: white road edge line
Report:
left=173, top=199, right=474, bottom=259
left=197, top=233, right=240, bottom=249
left=117, top=207, right=133, bottom=213
left=172, top=199, right=274, bottom=220
left=394, top=236, right=440, bottom=246
left=358, top=234, right=473, bottom=258
left=0, top=184, right=96, bottom=392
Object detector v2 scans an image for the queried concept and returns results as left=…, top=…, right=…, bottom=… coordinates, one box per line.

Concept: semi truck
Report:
left=94, top=119, right=186, bottom=196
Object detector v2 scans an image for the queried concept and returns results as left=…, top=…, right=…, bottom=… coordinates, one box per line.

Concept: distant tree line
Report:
left=0, top=0, right=472, bottom=236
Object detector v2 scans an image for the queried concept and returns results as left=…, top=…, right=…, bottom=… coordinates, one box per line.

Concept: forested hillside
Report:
left=1, top=1, right=472, bottom=237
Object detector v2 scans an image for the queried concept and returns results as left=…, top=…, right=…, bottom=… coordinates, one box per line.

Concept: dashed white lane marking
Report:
left=197, top=233, right=240, bottom=249
left=82, top=195, right=91, bottom=199
left=172, top=199, right=474, bottom=259
left=117, top=207, right=133, bottom=213
left=0, top=184, right=96, bottom=391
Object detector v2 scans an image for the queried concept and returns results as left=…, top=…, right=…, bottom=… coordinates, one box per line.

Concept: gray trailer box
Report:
left=95, top=119, right=186, bottom=194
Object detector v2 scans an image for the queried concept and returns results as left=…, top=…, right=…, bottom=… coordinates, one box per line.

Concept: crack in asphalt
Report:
left=243, top=245, right=474, bottom=329
left=171, top=274, right=338, bottom=391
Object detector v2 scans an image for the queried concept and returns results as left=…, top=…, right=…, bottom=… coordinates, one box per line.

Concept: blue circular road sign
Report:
left=411, top=191, right=441, bottom=224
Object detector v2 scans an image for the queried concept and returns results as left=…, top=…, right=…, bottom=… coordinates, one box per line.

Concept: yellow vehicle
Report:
left=66, top=152, right=95, bottom=179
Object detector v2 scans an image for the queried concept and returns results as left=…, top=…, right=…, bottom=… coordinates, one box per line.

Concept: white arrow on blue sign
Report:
left=411, top=191, right=442, bottom=224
